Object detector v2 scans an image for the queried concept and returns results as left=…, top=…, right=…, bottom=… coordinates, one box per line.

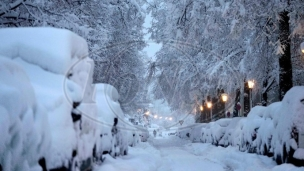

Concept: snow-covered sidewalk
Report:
left=94, top=136, right=304, bottom=171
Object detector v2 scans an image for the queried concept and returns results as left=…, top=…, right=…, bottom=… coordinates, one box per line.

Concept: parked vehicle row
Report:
left=178, top=86, right=304, bottom=166
left=0, top=28, right=146, bottom=171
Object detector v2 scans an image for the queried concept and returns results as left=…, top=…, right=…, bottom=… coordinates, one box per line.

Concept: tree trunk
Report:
left=262, top=78, right=268, bottom=106
left=278, top=10, right=293, bottom=100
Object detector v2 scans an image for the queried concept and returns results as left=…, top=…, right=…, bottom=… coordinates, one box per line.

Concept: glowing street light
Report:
left=169, top=117, right=172, bottom=121
left=206, top=101, right=213, bottom=121
left=206, top=102, right=212, bottom=108
left=301, top=42, right=304, bottom=53
left=154, top=115, right=158, bottom=119
left=248, top=80, right=254, bottom=89
left=248, top=80, right=255, bottom=110
left=200, top=105, right=204, bottom=111
left=221, top=93, right=228, bottom=102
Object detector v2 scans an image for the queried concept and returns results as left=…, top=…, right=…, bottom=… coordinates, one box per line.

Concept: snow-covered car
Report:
left=95, top=83, right=131, bottom=157
left=272, top=86, right=304, bottom=166
left=135, top=125, right=149, bottom=142
left=177, top=126, right=192, bottom=139
left=189, top=123, right=207, bottom=142
left=0, top=27, right=98, bottom=170
left=0, top=58, right=51, bottom=171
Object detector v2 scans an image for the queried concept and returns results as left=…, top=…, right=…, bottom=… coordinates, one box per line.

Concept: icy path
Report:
left=94, top=136, right=304, bottom=171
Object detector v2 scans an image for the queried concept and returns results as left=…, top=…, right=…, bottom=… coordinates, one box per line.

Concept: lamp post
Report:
left=221, top=93, right=228, bottom=118
left=248, top=80, right=255, bottom=110
left=206, top=101, right=212, bottom=121
left=301, top=42, right=304, bottom=53
left=221, top=93, right=228, bottom=102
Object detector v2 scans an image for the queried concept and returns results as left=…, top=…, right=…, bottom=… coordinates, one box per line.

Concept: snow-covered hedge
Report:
left=181, top=86, right=304, bottom=166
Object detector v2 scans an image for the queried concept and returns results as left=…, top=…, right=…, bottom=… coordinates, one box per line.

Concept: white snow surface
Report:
left=94, top=136, right=304, bottom=171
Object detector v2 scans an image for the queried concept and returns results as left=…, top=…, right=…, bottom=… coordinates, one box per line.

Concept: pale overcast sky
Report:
left=142, top=12, right=162, bottom=60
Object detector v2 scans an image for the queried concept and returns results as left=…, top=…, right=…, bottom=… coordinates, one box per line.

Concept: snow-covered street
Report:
left=94, top=136, right=304, bottom=171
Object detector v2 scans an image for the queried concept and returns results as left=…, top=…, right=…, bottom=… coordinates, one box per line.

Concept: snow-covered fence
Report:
left=180, top=86, right=304, bottom=166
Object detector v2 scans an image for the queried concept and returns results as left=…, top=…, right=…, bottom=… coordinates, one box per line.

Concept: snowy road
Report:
left=94, top=136, right=304, bottom=171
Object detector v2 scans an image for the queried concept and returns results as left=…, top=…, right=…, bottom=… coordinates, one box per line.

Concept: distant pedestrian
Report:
left=153, top=130, right=157, bottom=137
left=226, top=111, right=231, bottom=118
left=111, top=118, right=119, bottom=157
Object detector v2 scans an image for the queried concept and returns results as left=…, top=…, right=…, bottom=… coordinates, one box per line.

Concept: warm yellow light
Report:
left=302, top=49, right=304, bottom=53
left=207, top=102, right=212, bottom=108
left=200, top=105, right=203, bottom=111
left=221, top=93, right=228, bottom=102
left=301, top=42, right=304, bottom=53
left=248, top=80, right=254, bottom=89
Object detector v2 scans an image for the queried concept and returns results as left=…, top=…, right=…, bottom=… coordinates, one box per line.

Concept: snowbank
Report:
left=183, top=86, right=304, bottom=166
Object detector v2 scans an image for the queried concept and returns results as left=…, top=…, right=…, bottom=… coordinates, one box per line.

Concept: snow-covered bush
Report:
left=210, top=119, right=231, bottom=146
left=272, top=86, right=304, bottom=165
left=0, top=27, right=98, bottom=170
left=218, top=117, right=244, bottom=147
left=256, top=102, right=280, bottom=156
left=239, top=106, right=266, bottom=153
left=179, top=86, right=304, bottom=166
left=0, top=57, right=51, bottom=171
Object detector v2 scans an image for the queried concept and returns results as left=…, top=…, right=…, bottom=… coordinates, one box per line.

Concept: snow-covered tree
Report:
left=147, top=0, right=304, bottom=114
left=0, top=0, right=148, bottom=113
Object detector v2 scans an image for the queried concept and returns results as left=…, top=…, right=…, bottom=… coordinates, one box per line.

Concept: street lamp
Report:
left=301, top=42, right=304, bottom=53
left=154, top=115, right=158, bottom=119
left=221, top=93, right=228, bottom=118
left=221, top=93, right=228, bottom=102
left=200, top=105, right=204, bottom=111
left=248, top=80, right=254, bottom=110
left=206, top=101, right=212, bottom=121
left=169, top=117, right=172, bottom=121
left=206, top=101, right=212, bottom=108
